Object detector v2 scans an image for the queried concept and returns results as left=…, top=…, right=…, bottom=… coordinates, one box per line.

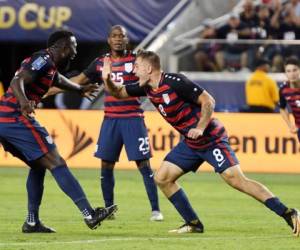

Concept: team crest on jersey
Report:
left=124, top=62, right=133, bottom=73
left=162, top=93, right=170, bottom=104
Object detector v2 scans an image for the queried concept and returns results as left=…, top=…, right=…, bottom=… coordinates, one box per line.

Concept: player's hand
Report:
left=187, top=128, right=204, bottom=139
left=80, top=84, right=100, bottom=101
left=102, top=56, right=112, bottom=81
left=289, top=125, right=298, bottom=134
left=20, top=100, right=36, bottom=119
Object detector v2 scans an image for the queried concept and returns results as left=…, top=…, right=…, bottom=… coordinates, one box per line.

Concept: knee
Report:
left=154, top=173, right=172, bottom=188
left=102, top=160, right=115, bottom=170
left=136, top=159, right=149, bottom=169
left=37, top=149, right=66, bottom=171
left=226, top=176, right=241, bottom=189
left=224, top=173, right=247, bottom=190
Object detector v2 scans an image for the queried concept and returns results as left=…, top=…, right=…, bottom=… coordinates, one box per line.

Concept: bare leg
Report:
left=220, top=165, right=300, bottom=236
left=220, top=164, right=274, bottom=202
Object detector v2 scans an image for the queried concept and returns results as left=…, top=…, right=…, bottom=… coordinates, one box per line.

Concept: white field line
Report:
left=0, top=235, right=291, bottom=247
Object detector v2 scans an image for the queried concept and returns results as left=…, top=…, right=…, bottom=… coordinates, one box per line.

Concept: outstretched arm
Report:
left=44, top=72, right=94, bottom=98
left=54, top=73, right=99, bottom=101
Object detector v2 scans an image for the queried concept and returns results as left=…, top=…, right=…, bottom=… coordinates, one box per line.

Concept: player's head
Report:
left=47, top=30, right=77, bottom=61
left=254, top=58, right=270, bottom=72
left=107, top=25, right=128, bottom=52
left=284, top=57, right=300, bottom=82
left=133, top=50, right=161, bottom=86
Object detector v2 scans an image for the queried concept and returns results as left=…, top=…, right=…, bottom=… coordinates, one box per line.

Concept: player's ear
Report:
left=147, top=64, right=152, bottom=74
left=124, top=36, right=129, bottom=45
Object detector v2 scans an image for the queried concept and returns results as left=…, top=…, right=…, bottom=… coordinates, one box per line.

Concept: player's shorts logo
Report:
left=124, top=63, right=133, bottom=73
left=162, top=93, right=170, bottom=105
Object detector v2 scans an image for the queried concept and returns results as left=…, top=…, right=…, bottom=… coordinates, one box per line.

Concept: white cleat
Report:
left=168, top=223, right=204, bottom=234
left=150, top=211, right=164, bottom=221
left=284, top=208, right=300, bottom=237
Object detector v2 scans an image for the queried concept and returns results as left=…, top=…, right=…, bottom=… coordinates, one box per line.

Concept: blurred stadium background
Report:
left=0, top=0, right=300, bottom=249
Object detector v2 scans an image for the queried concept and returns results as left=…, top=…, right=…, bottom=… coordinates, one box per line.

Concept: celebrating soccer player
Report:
left=0, top=30, right=117, bottom=233
left=102, top=50, right=300, bottom=236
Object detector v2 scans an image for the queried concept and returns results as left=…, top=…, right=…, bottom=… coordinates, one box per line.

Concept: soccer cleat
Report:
left=283, top=208, right=300, bottom=237
left=150, top=211, right=164, bottom=221
left=84, top=204, right=118, bottom=230
left=22, top=221, right=56, bottom=233
left=168, top=222, right=204, bottom=234
left=106, top=213, right=116, bottom=220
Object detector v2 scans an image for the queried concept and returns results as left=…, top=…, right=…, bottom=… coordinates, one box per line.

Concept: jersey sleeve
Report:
left=125, top=83, right=146, bottom=97
left=20, top=54, right=53, bottom=81
left=83, top=58, right=102, bottom=83
left=169, top=74, right=204, bottom=105
left=279, top=88, right=287, bottom=109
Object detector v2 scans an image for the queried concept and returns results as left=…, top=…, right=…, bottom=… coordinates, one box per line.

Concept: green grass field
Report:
left=0, top=167, right=299, bottom=250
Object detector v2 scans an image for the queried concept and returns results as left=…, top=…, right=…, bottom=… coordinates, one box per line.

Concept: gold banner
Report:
left=0, top=110, right=299, bottom=173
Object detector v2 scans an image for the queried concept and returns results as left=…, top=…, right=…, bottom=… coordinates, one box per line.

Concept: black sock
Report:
left=100, top=168, right=115, bottom=207
left=169, top=189, right=202, bottom=226
left=138, top=165, right=159, bottom=211
left=26, top=167, right=46, bottom=224
left=51, top=165, right=93, bottom=218
left=265, top=197, right=288, bottom=216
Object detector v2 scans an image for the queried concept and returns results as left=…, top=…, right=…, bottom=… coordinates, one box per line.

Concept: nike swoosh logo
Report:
left=142, top=151, right=149, bottom=155
left=218, top=160, right=226, bottom=167
left=149, top=173, right=154, bottom=178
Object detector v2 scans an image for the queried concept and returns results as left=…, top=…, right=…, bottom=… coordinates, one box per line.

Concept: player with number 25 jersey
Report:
left=73, top=26, right=162, bottom=221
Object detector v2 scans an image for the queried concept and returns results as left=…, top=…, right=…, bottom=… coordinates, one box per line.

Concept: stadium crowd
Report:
left=194, top=0, right=300, bottom=72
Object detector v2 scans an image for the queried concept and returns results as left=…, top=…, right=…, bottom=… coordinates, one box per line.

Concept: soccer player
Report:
left=0, top=30, right=117, bottom=233
left=102, top=50, right=300, bottom=236
left=279, top=57, right=300, bottom=140
left=52, top=25, right=163, bottom=221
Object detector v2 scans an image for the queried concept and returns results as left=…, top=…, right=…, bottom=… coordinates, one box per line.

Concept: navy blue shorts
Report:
left=165, top=139, right=239, bottom=173
left=94, top=117, right=152, bottom=161
left=0, top=117, right=56, bottom=162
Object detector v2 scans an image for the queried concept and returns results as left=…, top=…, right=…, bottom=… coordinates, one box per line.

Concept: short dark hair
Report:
left=255, top=58, right=269, bottom=68
left=136, top=50, right=161, bottom=70
left=284, top=56, right=300, bottom=68
left=47, top=30, right=74, bottom=47
left=109, top=25, right=127, bottom=36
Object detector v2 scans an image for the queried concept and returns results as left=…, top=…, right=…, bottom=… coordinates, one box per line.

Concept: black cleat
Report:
left=84, top=204, right=118, bottom=230
left=106, top=213, right=116, bottom=220
left=283, top=208, right=300, bottom=237
left=22, top=221, right=56, bottom=233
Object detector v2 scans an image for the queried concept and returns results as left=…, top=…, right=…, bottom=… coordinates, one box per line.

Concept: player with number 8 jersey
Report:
left=103, top=50, right=300, bottom=236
